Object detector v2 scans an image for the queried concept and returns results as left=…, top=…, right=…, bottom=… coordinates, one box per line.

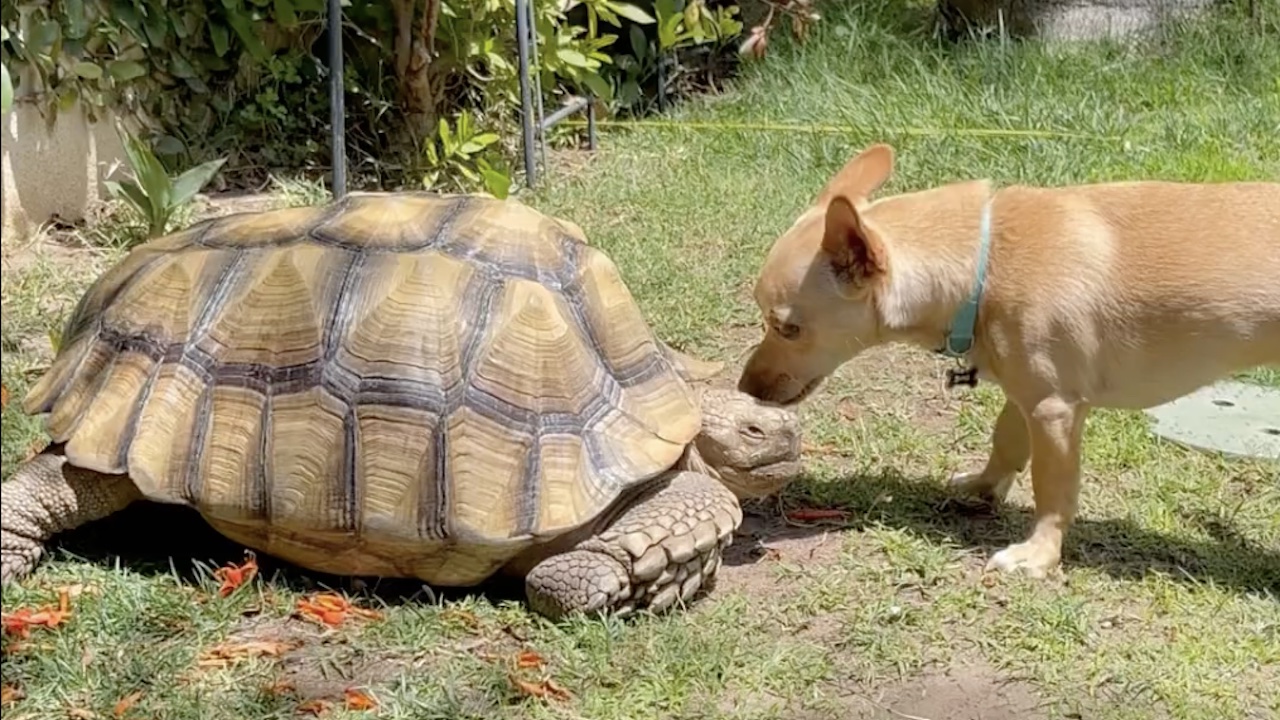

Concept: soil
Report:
left=836, top=663, right=1050, bottom=720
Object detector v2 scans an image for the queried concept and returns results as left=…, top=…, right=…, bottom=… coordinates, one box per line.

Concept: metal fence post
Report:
left=515, top=0, right=538, bottom=187
left=327, top=0, right=347, bottom=199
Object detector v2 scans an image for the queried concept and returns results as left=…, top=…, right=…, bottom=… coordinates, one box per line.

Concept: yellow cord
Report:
left=561, top=117, right=1115, bottom=142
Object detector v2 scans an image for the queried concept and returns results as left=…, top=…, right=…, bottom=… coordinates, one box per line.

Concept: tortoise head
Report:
left=692, top=387, right=803, bottom=499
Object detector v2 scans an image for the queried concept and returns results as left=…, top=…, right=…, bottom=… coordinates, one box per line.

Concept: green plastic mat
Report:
left=1144, top=380, right=1280, bottom=461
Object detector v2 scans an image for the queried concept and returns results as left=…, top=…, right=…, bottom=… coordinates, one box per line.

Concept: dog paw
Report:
left=949, top=470, right=1012, bottom=503
left=984, top=542, right=1059, bottom=579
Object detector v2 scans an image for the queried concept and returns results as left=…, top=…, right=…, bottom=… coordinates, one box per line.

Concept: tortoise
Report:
left=0, top=191, right=802, bottom=619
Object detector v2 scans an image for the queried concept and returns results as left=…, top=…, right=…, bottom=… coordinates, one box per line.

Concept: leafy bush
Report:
left=0, top=0, right=806, bottom=195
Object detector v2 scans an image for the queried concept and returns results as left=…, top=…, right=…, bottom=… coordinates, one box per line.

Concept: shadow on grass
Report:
left=42, top=501, right=530, bottom=609
left=724, top=470, right=1280, bottom=598
left=38, top=467, right=1277, bottom=610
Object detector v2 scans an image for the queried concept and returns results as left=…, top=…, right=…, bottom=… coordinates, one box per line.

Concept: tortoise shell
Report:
left=22, top=192, right=702, bottom=584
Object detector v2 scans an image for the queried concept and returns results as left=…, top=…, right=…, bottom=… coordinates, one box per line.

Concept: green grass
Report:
left=3, top=2, right=1279, bottom=719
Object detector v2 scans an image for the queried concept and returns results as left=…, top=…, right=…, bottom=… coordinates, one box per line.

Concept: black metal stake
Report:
left=515, top=0, right=538, bottom=188
left=328, top=0, right=347, bottom=199
left=587, top=99, right=597, bottom=151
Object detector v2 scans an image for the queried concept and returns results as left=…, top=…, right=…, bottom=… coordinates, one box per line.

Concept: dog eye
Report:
left=776, top=323, right=801, bottom=340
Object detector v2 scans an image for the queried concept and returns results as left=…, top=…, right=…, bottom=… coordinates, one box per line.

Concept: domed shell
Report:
left=22, top=192, right=703, bottom=584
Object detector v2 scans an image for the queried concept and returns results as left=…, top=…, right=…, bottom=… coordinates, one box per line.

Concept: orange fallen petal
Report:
left=343, top=688, right=378, bottom=711
left=296, top=699, right=333, bottom=716
left=197, top=639, right=299, bottom=668
left=295, top=593, right=382, bottom=628
left=112, top=690, right=144, bottom=718
left=212, top=552, right=258, bottom=598
left=513, top=677, right=548, bottom=699
left=516, top=649, right=545, bottom=669
left=512, top=676, right=573, bottom=703
left=544, top=678, right=573, bottom=702
left=1, top=590, right=73, bottom=639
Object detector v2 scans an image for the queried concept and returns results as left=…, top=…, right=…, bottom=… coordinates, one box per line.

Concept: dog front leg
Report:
left=985, top=396, right=1088, bottom=578
left=951, top=398, right=1029, bottom=503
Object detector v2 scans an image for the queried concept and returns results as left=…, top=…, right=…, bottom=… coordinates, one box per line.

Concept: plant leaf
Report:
left=103, top=179, right=152, bottom=216
left=1, top=63, right=13, bottom=114
left=478, top=167, right=506, bottom=198
left=209, top=23, right=230, bottom=57
left=107, top=60, right=147, bottom=82
left=274, top=0, right=299, bottom=27
left=72, top=61, right=104, bottom=80
left=472, top=132, right=499, bottom=147
left=581, top=72, right=613, bottom=101
left=556, top=48, right=592, bottom=68
left=31, top=21, right=61, bottom=52
left=127, top=135, right=172, bottom=210
left=608, top=2, right=657, bottom=24
left=64, top=0, right=89, bottom=38
left=630, top=25, right=648, bottom=60
left=170, top=158, right=227, bottom=206
left=226, top=9, right=269, bottom=60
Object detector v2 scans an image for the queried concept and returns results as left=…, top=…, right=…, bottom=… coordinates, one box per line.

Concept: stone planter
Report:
left=2, top=99, right=132, bottom=242
left=937, top=0, right=1217, bottom=41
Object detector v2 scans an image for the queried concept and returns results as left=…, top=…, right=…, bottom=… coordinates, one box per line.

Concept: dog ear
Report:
left=822, top=195, right=887, bottom=285
left=817, top=144, right=895, bottom=204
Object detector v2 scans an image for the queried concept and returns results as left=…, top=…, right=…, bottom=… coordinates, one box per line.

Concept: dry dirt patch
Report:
left=838, top=663, right=1049, bottom=720
left=714, top=662, right=1048, bottom=720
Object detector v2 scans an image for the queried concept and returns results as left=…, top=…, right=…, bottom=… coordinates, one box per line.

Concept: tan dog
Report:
left=737, top=143, right=1280, bottom=577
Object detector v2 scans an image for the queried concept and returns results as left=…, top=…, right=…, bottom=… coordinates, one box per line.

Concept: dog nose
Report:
left=737, top=370, right=769, bottom=400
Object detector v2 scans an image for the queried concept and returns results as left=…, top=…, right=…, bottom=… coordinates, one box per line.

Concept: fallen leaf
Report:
left=296, top=699, right=333, bottom=716
left=212, top=552, right=258, bottom=598
left=295, top=593, right=382, bottom=628
left=836, top=396, right=862, bottom=420
left=501, top=623, right=530, bottom=642
left=1, top=684, right=22, bottom=705
left=516, top=649, right=544, bottom=669
left=263, top=679, right=295, bottom=697
left=761, top=547, right=783, bottom=562
left=441, top=608, right=480, bottom=631
left=196, top=639, right=299, bottom=668
left=1, top=384, right=9, bottom=410
left=59, top=584, right=98, bottom=600
left=21, top=440, right=46, bottom=463
left=67, top=709, right=99, bottom=720
left=112, top=691, right=143, bottom=718
left=343, top=688, right=377, bottom=711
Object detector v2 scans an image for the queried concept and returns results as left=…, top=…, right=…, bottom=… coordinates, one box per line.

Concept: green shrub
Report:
left=0, top=0, right=803, bottom=195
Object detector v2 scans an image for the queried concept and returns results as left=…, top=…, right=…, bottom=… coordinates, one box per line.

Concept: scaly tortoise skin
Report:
left=0, top=192, right=802, bottom=619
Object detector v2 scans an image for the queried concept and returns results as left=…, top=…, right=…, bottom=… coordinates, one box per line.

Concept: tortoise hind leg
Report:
left=524, top=471, right=742, bottom=620
left=1, top=448, right=142, bottom=585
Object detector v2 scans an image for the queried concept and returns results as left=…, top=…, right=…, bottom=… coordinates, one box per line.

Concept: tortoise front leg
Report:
left=1, top=448, right=143, bottom=585
left=524, top=471, right=742, bottom=620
